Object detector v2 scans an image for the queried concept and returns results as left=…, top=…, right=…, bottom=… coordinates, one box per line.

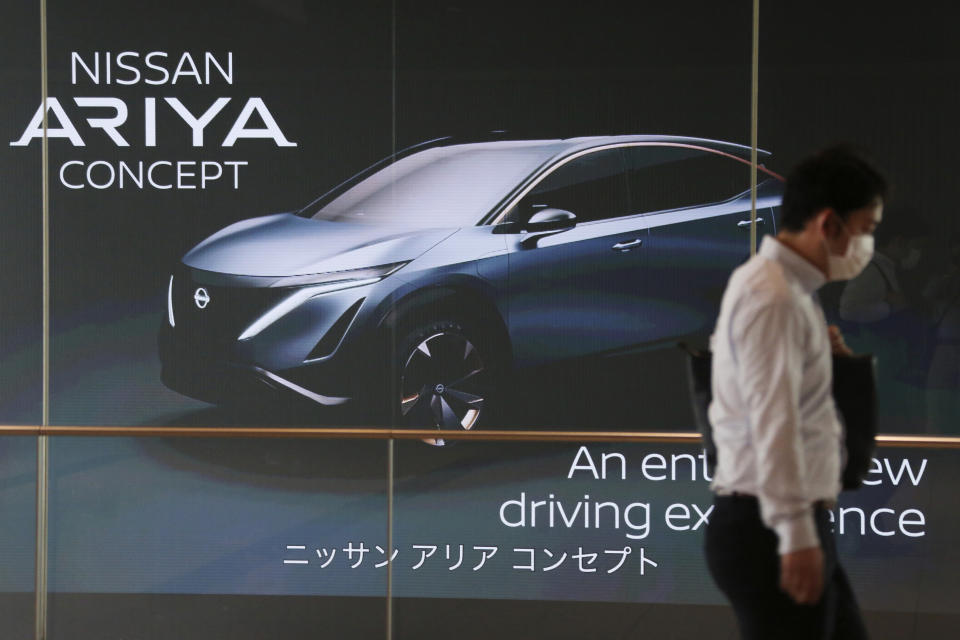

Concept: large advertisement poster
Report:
left=5, top=0, right=769, bottom=434
left=2, top=1, right=959, bottom=638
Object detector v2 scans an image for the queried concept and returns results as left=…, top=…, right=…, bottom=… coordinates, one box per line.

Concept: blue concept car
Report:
left=159, top=134, right=783, bottom=436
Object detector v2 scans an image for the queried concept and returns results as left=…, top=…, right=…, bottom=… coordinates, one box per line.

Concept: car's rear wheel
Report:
left=395, top=319, right=498, bottom=445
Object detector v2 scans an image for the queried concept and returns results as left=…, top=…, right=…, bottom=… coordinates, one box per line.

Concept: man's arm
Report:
left=828, top=324, right=853, bottom=356
left=780, top=546, right=824, bottom=604
left=734, top=297, right=824, bottom=603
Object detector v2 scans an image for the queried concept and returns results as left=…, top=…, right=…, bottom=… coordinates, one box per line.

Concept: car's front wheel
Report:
left=395, top=319, right=498, bottom=445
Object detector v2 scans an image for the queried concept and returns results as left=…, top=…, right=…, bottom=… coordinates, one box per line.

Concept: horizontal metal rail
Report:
left=0, top=425, right=958, bottom=448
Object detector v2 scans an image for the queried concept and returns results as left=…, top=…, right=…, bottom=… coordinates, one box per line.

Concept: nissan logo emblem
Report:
left=194, top=287, right=210, bottom=309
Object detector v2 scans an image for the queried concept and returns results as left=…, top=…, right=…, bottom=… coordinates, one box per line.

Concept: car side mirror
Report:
left=525, top=208, right=577, bottom=232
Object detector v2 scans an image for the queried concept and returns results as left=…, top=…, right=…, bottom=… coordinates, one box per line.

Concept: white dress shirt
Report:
left=709, top=236, right=843, bottom=554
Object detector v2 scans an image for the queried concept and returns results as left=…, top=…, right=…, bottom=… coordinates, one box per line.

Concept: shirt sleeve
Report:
left=732, top=296, right=819, bottom=554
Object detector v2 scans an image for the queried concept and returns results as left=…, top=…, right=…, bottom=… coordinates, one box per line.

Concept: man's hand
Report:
left=828, top=324, right=853, bottom=356
left=780, top=546, right=824, bottom=604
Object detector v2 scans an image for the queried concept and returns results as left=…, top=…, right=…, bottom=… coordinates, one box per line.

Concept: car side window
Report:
left=623, top=146, right=750, bottom=214
left=507, top=148, right=629, bottom=225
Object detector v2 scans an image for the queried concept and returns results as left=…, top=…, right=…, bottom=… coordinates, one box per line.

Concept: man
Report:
left=705, top=146, right=886, bottom=639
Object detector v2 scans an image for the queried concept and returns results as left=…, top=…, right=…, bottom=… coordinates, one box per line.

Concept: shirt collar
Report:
left=759, top=235, right=826, bottom=294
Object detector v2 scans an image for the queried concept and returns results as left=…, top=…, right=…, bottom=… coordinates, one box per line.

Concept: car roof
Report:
left=428, top=134, right=771, bottom=163
left=554, top=134, right=769, bottom=158
left=299, top=134, right=776, bottom=225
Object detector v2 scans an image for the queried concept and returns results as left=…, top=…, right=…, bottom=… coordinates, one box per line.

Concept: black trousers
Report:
left=704, top=495, right=869, bottom=640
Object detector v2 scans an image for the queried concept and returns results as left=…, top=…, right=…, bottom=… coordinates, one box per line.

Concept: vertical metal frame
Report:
left=386, top=2, right=398, bottom=639
left=386, top=439, right=395, bottom=640
left=36, top=0, right=51, bottom=636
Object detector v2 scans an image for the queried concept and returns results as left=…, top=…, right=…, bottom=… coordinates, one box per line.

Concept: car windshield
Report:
left=307, top=142, right=561, bottom=228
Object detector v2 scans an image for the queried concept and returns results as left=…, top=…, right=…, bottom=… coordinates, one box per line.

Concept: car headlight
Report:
left=237, top=262, right=407, bottom=341
left=167, top=275, right=176, bottom=327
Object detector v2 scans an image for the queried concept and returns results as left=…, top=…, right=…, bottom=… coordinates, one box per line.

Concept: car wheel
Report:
left=395, top=319, right=498, bottom=445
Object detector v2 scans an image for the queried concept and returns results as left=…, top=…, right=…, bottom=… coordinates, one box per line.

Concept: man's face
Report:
left=825, top=196, right=883, bottom=256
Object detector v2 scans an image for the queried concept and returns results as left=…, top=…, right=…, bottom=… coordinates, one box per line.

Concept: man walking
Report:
left=705, top=147, right=886, bottom=639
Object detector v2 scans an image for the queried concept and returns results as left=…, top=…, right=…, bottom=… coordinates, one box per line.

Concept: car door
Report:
left=625, top=145, right=757, bottom=345
left=608, top=144, right=759, bottom=428
left=502, top=147, right=651, bottom=366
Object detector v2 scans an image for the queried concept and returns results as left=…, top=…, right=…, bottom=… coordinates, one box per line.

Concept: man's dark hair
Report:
left=779, top=146, right=888, bottom=232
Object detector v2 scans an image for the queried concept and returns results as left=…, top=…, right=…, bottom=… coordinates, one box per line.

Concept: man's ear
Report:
left=812, top=207, right=836, bottom=237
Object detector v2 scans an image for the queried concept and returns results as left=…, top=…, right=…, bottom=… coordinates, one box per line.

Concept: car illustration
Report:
left=159, top=134, right=784, bottom=437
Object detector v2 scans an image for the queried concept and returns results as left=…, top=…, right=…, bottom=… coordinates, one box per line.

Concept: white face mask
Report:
left=827, top=227, right=874, bottom=281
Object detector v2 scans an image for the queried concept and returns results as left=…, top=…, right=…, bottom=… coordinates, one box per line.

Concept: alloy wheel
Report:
left=399, top=329, right=486, bottom=445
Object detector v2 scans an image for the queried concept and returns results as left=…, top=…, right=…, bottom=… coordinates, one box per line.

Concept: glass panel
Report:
left=393, top=439, right=960, bottom=639
left=0, top=436, right=37, bottom=639
left=47, top=436, right=388, bottom=639
left=395, top=0, right=754, bottom=434
left=1, top=0, right=42, bottom=631
left=44, top=0, right=393, bottom=429
left=1, top=0, right=42, bottom=425
left=759, top=2, right=960, bottom=434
